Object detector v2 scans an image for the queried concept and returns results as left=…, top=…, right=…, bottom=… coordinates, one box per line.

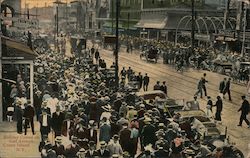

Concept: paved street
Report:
left=99, top=46, right=250, bottom=157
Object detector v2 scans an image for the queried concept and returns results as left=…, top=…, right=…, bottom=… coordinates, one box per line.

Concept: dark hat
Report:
left=242, top=95, right=246, bottom=99
left=88, top=141, right=95, bottom=147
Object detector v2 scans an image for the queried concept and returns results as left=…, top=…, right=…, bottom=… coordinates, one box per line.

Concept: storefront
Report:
left=0, top=36, right=38, bottom=122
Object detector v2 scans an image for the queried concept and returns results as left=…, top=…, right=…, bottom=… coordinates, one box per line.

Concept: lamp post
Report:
left=114, top=0, right=120, bottom=90
left=127, top=12, right=130, bottom=52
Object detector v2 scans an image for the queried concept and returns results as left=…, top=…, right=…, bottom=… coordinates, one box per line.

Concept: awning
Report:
left=1, top=36, right=38, bottom=60
left=135, top=18, right=167, bottom=29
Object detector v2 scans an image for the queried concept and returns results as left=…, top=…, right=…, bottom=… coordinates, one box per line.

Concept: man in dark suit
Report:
left=52, top=106, right=65, bottom=137
left=61, top=115, right=74, bottom=138
left=201, top=73, right=208, bottom=97
left=85, top=141, right=98, bottom=158
left=238, top=96, right=250, bottom=127
left=65, top=136, right=81, bottom=158
left=141, top=118, right=156, bottom=148
left=143, top=73, right=150, bottom=91
left=137, top=72, right=143, bottom=90
left=15, top=100, right=23, bottom=134
left=52, top=137, right=65, bottom=156
left=39, top=110, right=51, bottom=140
left=160, top=81, right=167, bottom=95
left=223, top=78, right=232, bottom=101
left=219, top=78, right=226, bottom=93
left=23, top=102, right=35, bottom=135
left=87, top=120, right=98, bottom=144
left=119, top=123, right=131, bottom=153
left=97, top=141, right=110, bottom=157
left=154, top=144, right=169, bottom=158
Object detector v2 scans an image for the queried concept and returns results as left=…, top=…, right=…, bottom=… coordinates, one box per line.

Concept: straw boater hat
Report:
left=55, top=136, right=62, bottom=143
left=102, top=104, right=112, bottom=112
left=100, top=141, right=106, bottom=147
left=144, top=117, right=152, bottom=124
left=89, top=120, right=95, bottom=126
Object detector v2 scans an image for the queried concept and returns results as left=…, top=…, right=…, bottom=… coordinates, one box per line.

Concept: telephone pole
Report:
left=191, top=0, right=195, bottom=54
left=115, top=0, right=120, bottom=90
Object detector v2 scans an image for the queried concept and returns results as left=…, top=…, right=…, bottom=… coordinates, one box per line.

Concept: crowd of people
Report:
left=3, top=31, right=248, bottom=158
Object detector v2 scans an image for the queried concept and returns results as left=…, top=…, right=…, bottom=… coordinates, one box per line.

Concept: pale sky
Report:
left=22, top=0, right=75, bottom=8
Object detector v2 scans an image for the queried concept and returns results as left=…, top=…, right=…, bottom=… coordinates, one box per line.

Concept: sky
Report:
left=22, top=0, right=75, bottom=8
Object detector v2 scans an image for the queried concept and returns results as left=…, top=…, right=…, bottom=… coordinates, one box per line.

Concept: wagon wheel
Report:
left=232, top=148, right=244, bottom=158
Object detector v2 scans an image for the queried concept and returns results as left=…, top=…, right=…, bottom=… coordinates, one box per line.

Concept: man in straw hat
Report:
left=141, top=117, right=157, bottom=148
left=52, top=136, right=65, bottom=156
left=107, top=135, right=123, bottom=156
left=87, top=120, right=98, bottom=144
left=85, top=141, right=98, bottom=157
left=97, top=141, right=110, bottom=157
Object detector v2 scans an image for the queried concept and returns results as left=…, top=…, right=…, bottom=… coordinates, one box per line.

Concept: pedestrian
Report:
left=160, top=81, right=167, bottom=95
left=91, top=46, right=95, bottom=58
left=195, top=78, right=203, bottom=98
left=119, top=123, right=131, bottom=153
left=23, top=102, right=35, bottom=135
left=51, top=105, right=65, bottom=137
left=153, top=81, right=161, bottom=90
left=219, top=78, right=226, bottom=94
left=39, top=110, right=51, bottom=140
left=237, top=96, right=250, bottom=127
left=223, top=78, right=232, bottom=101
left=15, top=99, right=23, bottom=134
left=214, top=96, right=223, bottom=123
left=201, top=73, right=208, bottom=97
left=120, top=67, right=127, bottom=80
left=87, top=120, right=98, bottom=144
left=206, top=96, right=213, bottom=118
left=85, top=141, right=98, bottom=158
left=127, top=67, right=133, bottom=81
left=141, top=117, right=157, bottom=148
left=95, top=49, right=100, bottom=64
left=143, top=73, right=150, bottom=91
left=52, top=137, right=65, bottom=156
left=137, top=72, right=143, bottom=90
left=107, top=135, right=123, bottom=156
left=97, top=141, right=110, bottom=157
left=99, top=117, right=111, bottom=143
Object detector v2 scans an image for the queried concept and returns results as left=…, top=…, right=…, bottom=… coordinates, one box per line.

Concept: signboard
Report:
left=104, top=35, right=116, bottom=44
left=181, top=31, right=210, bottom=41
left=1, top=16, right=39, bottom=29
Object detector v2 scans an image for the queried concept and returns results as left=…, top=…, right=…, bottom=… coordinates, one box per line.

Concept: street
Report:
left=99, top=46, right=250, bottom=156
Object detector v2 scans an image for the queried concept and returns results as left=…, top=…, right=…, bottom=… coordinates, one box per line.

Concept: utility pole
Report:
left=191, top=0, right=195, bottom=54
left=111, top=0, right=114, bottom=34
left=115, top=0, right=120, bottom=91
left=56, top=1, right=59, bottom=54
left=127, top=12, right=130, bottom=52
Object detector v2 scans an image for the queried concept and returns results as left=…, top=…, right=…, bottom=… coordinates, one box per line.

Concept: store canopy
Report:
left=1, top=36, right=38, bottom=60
left=135, top=18, right=167, bottom=29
